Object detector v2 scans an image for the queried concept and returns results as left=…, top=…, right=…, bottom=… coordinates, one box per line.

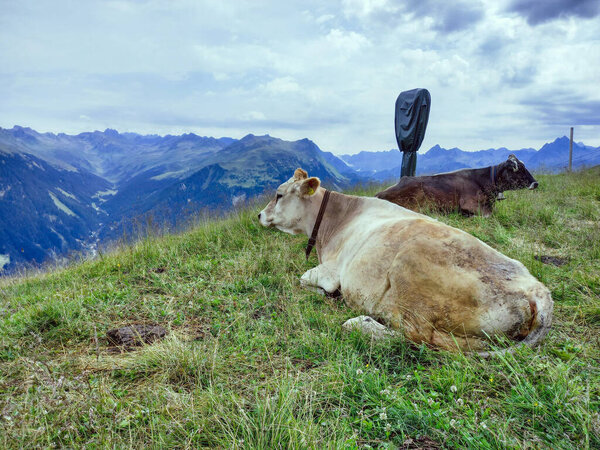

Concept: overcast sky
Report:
left=1, top=0, right=599, bottom=154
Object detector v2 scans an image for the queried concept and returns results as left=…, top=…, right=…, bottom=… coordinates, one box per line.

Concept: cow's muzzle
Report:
left=258, top=211, right=272, bottom=227
left=529, top=181, right=538, bottom=190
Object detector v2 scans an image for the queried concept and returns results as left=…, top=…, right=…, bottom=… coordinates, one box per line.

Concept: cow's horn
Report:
left=508, top=154, right=518, bottom=172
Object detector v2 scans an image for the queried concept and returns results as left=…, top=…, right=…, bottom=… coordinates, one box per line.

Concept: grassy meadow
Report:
left=1, top=167, right=599, bottom=449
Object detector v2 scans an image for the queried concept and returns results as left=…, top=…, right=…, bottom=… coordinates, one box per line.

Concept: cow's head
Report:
left=496, top=155, right=538, bottom=191
left=258, top=168, right=321, bottom=235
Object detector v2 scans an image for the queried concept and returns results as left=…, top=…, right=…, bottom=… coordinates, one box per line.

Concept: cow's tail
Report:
left=478, top=291, right=553, bottom=359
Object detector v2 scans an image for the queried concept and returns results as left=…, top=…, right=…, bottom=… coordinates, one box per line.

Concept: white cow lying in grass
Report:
left=259, top=169, right=554, bottom=353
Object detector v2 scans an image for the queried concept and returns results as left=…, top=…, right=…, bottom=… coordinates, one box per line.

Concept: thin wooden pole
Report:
left=568, top=127, right=573, bottom=172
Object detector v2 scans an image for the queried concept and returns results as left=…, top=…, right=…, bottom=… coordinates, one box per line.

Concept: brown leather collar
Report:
left=305, top=189, right=330, bottom=260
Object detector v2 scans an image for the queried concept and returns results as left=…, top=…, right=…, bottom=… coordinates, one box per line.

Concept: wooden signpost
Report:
left=568, top=127, right=573, bottom=172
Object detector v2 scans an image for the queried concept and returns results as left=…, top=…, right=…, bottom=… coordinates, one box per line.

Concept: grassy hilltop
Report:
left=1, top=168, right=599, bottom=449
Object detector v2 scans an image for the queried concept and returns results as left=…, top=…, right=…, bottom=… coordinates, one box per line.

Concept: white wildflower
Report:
left=356, top=369, right=364, bottom=375
left=427, top=398, right=434, bottom=406
left=450, top=385, right=457, bottom=393
left=385, top=423, right=392, bottom=432
left=481, top=421, right=487, bottom=430
left=380, top=411, right=388, bottom=420
left=450, top=419, right=456, bottom=428
left=456, top=398, right=464, bottom=407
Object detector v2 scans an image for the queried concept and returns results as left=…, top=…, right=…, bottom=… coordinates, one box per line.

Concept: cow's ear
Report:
left=294, top=168, right=308, bottom=180
left=299, top=177, right=320, bottom=196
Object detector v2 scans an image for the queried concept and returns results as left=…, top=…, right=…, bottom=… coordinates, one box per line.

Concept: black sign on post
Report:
left=395, top=88, right=431, bottom=178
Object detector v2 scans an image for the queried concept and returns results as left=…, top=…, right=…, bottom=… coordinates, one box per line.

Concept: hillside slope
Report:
left=0, top=150, right=111, bottom=271
left=1, top=167, right=599, bottom=448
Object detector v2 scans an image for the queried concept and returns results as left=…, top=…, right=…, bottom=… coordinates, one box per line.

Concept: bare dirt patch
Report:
left=534, top=255, right=568, bottom=266
left=106, top=324, right=167, bottom=351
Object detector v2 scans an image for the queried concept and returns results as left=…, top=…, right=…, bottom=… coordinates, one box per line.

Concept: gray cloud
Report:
left=477, top=34, right=512, bottom=57
left=508, top=0, right=600, bottom=25
left=402, top=0, right=485, bottom=33
left=349, top=0, right=485, bottom=33
left=521, top=94, right=600, bottom=126
left=431, top=3, right=485, bottom=33
left=502, top=65, right=538, bottom=87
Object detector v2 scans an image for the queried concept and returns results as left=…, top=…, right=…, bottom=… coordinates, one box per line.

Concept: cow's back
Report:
left=376, top=175, right=466, bottom=212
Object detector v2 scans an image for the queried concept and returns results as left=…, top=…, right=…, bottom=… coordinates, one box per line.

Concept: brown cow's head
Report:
left=496, top=155, right=538, bottom=191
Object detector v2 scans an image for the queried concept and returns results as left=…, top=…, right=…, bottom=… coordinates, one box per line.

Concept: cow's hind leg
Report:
left=427, top=329, right=491, bottom=352
left=300, top=263, right=340, bottom=295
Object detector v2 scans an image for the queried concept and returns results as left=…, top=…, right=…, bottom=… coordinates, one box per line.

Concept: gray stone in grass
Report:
left=342, top=316, right=396, bottom=339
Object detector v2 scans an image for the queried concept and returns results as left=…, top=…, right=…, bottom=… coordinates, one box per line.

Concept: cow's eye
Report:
left=276, top=193, right=283, bottom=202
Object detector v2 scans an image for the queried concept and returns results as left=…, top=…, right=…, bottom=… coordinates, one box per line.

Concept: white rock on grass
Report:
left=342, top=316, right=396, bottom=339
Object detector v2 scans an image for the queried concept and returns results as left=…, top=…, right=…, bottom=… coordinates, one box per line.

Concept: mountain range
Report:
left=1, top=125, right=598, bottom=273
left=340, top=136, right=600, bottom=181
left=0, top=127, right=358, bottom=273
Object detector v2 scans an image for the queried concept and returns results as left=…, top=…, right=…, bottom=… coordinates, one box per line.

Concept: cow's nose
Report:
left=258, top=213, right=261, bottom=220
left=529, top=181, right=538, bottom=190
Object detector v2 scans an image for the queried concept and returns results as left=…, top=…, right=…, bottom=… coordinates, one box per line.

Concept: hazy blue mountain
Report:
left=525, top=136, right=600, bottom=171
left=0, top=126, right=357, bottom=258
left=0, top=126, right=235, bottom=183
left=342, top=137, right=599, bottom=181
left=0, top=126, right=239, bottom=272
left=201, top=134, right=356, bottom=189
left=100, top=134, right=358, bottom=240
left=340, top=148, right=402, bottom=173
left=0, top=149, right=111, bottom=272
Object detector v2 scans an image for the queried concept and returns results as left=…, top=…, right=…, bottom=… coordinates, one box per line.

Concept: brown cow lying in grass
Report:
left=376, top=155, right=538, bottom=217
left=258, top=168, right=553, bottom=353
